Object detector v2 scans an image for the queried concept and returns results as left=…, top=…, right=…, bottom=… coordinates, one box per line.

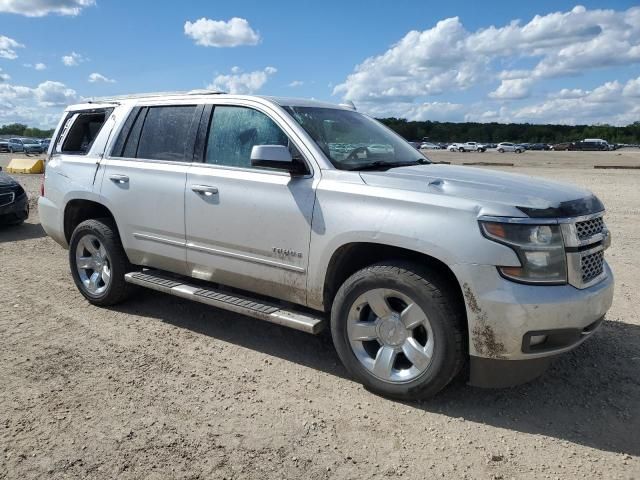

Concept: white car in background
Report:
left=419, top=142, right=440, bottom=150
left=448, top=142, right=486, bottom=152
left=497, top=142, right=524, bottom=153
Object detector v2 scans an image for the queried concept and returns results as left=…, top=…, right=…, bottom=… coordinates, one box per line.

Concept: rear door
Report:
left=100, top=104, right=202, bottom=275
left=184, top=103, right=317, bottom=304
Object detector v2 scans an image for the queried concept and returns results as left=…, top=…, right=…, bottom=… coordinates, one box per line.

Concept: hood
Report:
left=360, top=164, right=602, bottom=218
left=0, top=171, right=19, bottom=189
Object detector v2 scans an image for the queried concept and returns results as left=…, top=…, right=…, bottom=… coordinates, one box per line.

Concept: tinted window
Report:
left=121, top=108, right=147, bottom=159
left=205, top=106, right=288, bottom=168
left=136, top=106, right=197, bottom=161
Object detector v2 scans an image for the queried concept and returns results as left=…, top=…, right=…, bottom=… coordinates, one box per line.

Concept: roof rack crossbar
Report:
left=87, top=89, right=226, bottom=103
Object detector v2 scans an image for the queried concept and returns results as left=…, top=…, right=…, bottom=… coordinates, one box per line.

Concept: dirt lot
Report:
left=1, top=150, right=639, bottom=479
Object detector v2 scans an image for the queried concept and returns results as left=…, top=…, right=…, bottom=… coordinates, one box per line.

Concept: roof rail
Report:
left=87, top=89, right=226, bottom=103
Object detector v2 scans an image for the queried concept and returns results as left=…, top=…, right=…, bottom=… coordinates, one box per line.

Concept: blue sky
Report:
left=1, top=0, right=639, bottom=127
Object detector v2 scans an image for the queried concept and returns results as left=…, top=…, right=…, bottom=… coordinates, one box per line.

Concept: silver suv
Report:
left=39, top=91, right=614, bottom=399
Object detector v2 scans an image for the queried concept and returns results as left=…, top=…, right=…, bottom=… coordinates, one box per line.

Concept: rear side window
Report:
left=136, top=106, right=197, bottom=161
left=205, top=106, right=288, bottom=168
left=59, top=109, right=113, bottom=155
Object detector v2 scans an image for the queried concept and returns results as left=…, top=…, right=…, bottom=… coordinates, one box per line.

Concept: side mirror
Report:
left=250, top=145, right=307, bottom=175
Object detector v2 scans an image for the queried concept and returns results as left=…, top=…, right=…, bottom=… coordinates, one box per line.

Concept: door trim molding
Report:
left=186, top=242, right=306, bottom=273
left=133, top=232, right=186, bottom=247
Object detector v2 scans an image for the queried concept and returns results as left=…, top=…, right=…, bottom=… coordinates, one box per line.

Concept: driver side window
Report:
left=205, top=106, right=289, bottom=168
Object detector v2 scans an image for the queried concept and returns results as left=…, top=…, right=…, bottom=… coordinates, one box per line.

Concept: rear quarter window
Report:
left=55, top=108, right=114, bottom=155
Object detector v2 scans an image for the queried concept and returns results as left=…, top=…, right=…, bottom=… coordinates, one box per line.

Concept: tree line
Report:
left=0, top=123, right=56, bottom=139
left=378, top=118, right=640, bottom=145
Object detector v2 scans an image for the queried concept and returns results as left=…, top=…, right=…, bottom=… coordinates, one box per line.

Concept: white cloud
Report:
left=0, top=79, right=81, bottom=127
left=466, top=76, right=640, bottom=126
left=622, top=77, right=640, bottom=98
left=23, top=62, right=47, bottom=70
left=334, top=17, right=486, bottom=104
left=33, top=80, right=80, bottom=106
left=88, top=72, right=115, bottom=83
left=0, top=35, right=24, bottom=59
left=184, top=17, right=260, bottom=47
left=208, top=66, right=276, bottom=94
left=0, top=0, right=95, bottom=17
left=62, top=51, right=84, bottom=66
left=335, top=5, right=640, bottom=118
left=0, top=68, right=9, bottom=81
left=288, top=80, right=304, bottom=87
left=489, top=78, right=534, bottom=100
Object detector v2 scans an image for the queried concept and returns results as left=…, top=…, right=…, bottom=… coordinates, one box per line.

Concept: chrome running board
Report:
left=125, top=270, right=325, bottom=334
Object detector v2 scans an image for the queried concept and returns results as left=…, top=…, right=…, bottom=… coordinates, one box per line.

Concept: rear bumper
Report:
left=38, top=195, right=67, bottom=246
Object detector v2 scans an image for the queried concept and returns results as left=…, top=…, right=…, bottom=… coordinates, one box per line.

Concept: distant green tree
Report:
left=377, top=118, right=640, bottom=144
left=0, top=123, right=55, bottom=138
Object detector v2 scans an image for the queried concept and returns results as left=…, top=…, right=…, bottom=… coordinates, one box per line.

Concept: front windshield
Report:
left=284, top=106, right=430, bottom=170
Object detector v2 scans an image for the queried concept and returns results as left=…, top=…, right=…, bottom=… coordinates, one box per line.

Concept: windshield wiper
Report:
left=346, top=159, right=429, bottom=171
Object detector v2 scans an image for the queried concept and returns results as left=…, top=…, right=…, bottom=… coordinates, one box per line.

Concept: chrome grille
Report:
left=0, top=192, right=15, bottom=207
left=581, top=250, right=604, bottom=284
left=561, top=212, right=609, bottom=288
left=575, top=217, right=604, bottom=240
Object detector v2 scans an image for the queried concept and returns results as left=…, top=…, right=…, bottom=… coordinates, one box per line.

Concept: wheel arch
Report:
left=63, top=199, right=119, bottom=244
left=322, top=242, right=466, bottom=323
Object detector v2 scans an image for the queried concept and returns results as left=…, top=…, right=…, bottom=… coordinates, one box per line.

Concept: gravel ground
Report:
left=1, top=151, right=639, bottom=479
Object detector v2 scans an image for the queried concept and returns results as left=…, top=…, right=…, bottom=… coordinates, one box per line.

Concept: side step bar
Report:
left=124, top=270, right=326, bottom=334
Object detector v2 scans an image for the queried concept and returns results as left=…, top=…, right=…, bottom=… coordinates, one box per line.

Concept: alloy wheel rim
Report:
left=347, top=288, right=435, bottom=384
left=75, top=234, right=111, bottom=295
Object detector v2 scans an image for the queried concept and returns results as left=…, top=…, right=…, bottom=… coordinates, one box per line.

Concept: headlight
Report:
left=480, top=221, right=567, bottom=284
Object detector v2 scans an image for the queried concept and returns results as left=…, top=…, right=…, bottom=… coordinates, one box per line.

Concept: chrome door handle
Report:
left=109, top=174, right=129, bottom=184
left=191, top=185, right=218, bottom=196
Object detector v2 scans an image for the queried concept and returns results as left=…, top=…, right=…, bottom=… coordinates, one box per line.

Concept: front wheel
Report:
left=331, top=262, right=465, bottom=400
left=69, top=218, right=136, bottom=306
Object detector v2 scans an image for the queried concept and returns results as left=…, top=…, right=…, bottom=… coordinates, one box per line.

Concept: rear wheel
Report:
left=515, top=148, right=522, bottom=153
left=498, top=148, right=504, bottom=153
left=331, top=262, right=465, bottom=400
left=69, top=218, right=136, bottom=306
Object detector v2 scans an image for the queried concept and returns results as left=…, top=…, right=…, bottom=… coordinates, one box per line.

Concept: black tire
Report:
left=69, top=218, right=136, bottom=306
left=458, top=147, right=464, bottom=152
left=515, top=149, right=522, bottom=154
left=498, top=148, right=504, bottom=153
left=330, top=262, right=466, bottom=400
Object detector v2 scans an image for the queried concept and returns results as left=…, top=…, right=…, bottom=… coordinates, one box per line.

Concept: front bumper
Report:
left=0, top=192, right=29, bottom=224
left=451, top=262, right=614, bottom=387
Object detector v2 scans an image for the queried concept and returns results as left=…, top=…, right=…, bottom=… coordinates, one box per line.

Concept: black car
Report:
left=568, top=141, right=609, bottom=151
left=0, top=167, right=29, bottom=225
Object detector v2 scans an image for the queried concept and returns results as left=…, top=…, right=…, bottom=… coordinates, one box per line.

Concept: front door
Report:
left=185, top=104, right=316, bottom=304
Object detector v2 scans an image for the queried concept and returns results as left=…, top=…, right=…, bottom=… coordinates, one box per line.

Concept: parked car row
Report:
left=415, top=138, right=620, bottom=153
left=0, top=137, right=50, bottom=154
